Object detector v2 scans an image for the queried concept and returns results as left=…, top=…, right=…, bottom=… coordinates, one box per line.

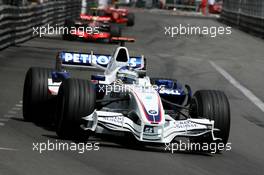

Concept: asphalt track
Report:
left=0, top=10, right=264, bottom=175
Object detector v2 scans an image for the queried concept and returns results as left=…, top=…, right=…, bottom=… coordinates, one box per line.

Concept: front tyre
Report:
left=23, top=67, right=55, bottom=125
left=190, top=90, right=231, bottom=153
left=55, top=79, right=96, bottom=140
left=127, top=13, right=135, bottom=26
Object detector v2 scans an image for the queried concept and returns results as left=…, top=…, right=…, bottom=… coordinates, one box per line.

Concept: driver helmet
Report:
left=117, top=68, right=138, bottom=84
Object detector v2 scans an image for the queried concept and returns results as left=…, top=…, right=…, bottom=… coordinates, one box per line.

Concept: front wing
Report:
left=81, top=111, right=220, bottom=143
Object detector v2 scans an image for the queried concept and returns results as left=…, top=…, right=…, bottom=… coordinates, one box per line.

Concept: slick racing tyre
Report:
left=56, top=79, right=96, bottom=140
left=23, top=67, right=55, bottom=125
left=110, top=24, right=121, bottom=37
left=190, top=90, right=231, bottom=153
left=62, top=19, right=75, bottom=41
left=127, top=13, right=135, bottom=26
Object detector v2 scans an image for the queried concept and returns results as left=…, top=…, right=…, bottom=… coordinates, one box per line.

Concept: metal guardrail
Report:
left=0, top=0, right=82, bottom=50
left=221, top=0, right=264, bottom=37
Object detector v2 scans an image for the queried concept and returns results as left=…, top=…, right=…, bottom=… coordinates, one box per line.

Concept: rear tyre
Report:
left=23, top=67, right=55, bottom=125
left=127, top=13, right=135, bottom=26
left=110, top=24, right=122, bottom=37
left=190, top=90, right=231, bottom=153
left=62, top=19, right=75, bottom=41
left=55, top=79, right=96, bottom=140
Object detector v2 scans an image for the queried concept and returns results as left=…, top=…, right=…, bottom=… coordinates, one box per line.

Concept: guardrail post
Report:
left=12, top=5, right=17, bottom=46
left=81, top=0, right=87, bottom=14
left=237, top=0, right=242, bottom=26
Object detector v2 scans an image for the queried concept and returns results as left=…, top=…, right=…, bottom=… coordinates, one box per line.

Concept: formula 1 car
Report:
left=89, top=7, right=135, bottom=26
left=62, top=14, right=121, bottom=42
left=209, top=0, right=223, bottom=14
left=23, top=38, right=230, bottom=152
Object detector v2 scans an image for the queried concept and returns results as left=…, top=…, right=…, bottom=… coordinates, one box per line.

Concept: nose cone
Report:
left=132, top=87, right=165, bottom=125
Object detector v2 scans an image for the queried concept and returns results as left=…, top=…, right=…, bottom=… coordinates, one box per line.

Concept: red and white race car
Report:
left=62, top=14, right=122, bottom=43
left=209, top=0, right=222, bottom=14
left=94, top=7, right=135, bottom=26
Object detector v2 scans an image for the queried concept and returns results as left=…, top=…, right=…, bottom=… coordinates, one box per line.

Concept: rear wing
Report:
left=80, top=14, right=111, bottom=22
left=56, top=51, right=146, bottom=72
left=112, top=37, right=135, bottom=46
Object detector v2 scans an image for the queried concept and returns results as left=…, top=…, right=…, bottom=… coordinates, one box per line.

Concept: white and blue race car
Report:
left=23, top=39, right=230, bottom=152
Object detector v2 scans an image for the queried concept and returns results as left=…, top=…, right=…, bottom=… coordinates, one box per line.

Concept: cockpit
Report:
left=117, top=68, right=138, bottom=84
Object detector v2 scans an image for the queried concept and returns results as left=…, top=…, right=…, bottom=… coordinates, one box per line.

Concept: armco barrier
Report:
left=0, top=0, right=82, bottom=50
left=221, top=0, right=264, bottom=37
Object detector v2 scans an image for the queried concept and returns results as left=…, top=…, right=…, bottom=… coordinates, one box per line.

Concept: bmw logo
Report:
left=148, top=110, right=157, bottom=115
